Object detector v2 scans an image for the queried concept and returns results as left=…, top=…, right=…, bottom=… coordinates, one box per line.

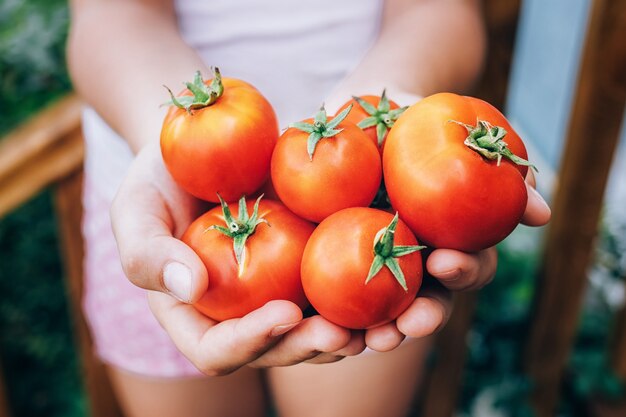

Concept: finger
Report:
left=525, top=168, right=537, bottom=188
left=364, top=322, right=406, bottom=352
left=305, top=331, right=367, bottom=364
left=521, top=182, right=551, bottom=226
left=111, top=172, right=207, bottom=303
left=149, top=293, right=303, bottom=376
left=426, top=247, right=498, bottom=291
left=396, top=281, right=453, bottom=338
left=248, top=315, right=357, bottom=368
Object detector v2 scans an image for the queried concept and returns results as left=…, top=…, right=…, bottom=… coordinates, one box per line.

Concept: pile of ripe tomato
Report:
left=160, top=69, right=534, bottom=329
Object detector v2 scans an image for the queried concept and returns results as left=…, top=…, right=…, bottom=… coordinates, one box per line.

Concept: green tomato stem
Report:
left=365, top=213, right=425, bottom=291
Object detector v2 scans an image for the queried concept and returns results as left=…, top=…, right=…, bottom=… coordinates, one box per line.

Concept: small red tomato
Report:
left=271, top=106, right=381, bottom=223
left=337, top=90, right=407, bottom=152
left=301, top=208, right=424, bottom=329
left=161, top=69, right=278, bottom=203
left=182, top=195, right=315, bottom=321
left=384, top=92, right=535, bottom=252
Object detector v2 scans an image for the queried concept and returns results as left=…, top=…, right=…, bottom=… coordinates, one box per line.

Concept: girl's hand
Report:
left=110, top=143, right=365, bottom=375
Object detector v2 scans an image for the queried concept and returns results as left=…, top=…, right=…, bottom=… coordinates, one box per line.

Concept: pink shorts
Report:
left=82, top=177, right=202, bottom=378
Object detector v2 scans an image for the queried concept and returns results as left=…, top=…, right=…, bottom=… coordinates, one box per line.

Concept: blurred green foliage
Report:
left=0, top=0, right=71, bottom=135
left=0, top=0, right=83, bottom=416
left=0, top=192, right=85, bottom=417
left=459, top=223, right=626, bottom=417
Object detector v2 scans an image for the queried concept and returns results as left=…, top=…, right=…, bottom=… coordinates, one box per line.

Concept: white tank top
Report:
left=82, top=0, right=383, bottom=202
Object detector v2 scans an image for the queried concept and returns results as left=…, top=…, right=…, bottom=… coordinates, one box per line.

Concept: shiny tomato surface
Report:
left=183, top=199, right=314, bottom=321
left=383, top=92, right=529, bottom=252
left=301, top=208, right=422, bottom=329
left=161, top=76, right=278, bottom=203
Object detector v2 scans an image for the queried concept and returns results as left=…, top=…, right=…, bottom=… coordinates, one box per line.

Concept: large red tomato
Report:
left=271, top=106, right=381, bottom=223
left=161, top=69, right=278, bottom=203
left=301, top=208, right=424, bottom=329
left=182, top=196, right=314, bottom=321
left=337, top=90, right=406, bottom=152
left=383, top=92, right=534, bottom=252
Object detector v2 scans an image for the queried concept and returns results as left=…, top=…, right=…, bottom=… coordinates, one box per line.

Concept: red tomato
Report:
left=337, top=90, right=406, bottom=152
left=161, top=69, right=278, bottom=203
left=271, top=106, right=381, bottom=223
left=383, top=92, right=533, bottom=252
left=182, top=196, right=314, bottom=321
left=301, top=208, right=424, bottom=329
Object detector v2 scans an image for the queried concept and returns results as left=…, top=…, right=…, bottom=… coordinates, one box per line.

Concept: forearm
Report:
left=330, top=0, right=486, bottom=104
left=67, top=0, right=207, bottom=152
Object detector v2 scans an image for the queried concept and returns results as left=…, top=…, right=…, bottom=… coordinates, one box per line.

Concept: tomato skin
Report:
left=301, top=208, right=422, bottom=329
left=161, top=77, right=278, bottom=203
left=271, top=120, right=382, bottom=223
left=338, top=95, right=400, bottom=152
left=182, top=199, right=314, bottom=321
left=383, top=93, right=529, bottom=252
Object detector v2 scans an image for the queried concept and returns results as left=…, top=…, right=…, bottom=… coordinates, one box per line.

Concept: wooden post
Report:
left=54, top=170, right=124, bottom=417
left=612, top=304, right=626, bottom=379
left=0, top=364, right=10, bottom=417
left=416, top=1, right=522, bottom=415
left=525, top=0, right=626, bottom=416
left=0, top=95, right=83, bottom=218
left=417, top=293, right=477, bottom=417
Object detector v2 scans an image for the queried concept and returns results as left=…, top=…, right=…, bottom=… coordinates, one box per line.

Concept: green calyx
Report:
left=164, top=68, right=224, bottom=114
left=289, top=105, right=352, bottom=161
left=354, top=89, right=408, bottom=147
left=451, top=119, right=537, bottom=171
left=207, top=195, right=269, bottom=270
left=365, top=213, right=425, bottom=291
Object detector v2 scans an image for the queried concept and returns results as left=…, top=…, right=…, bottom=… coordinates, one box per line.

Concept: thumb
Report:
left=111, top=166, right=207, bottom=303
left=521, top=182, right=551, bottom=227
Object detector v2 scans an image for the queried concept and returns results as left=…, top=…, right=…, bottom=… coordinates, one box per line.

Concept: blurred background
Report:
left=0, top=0, right=624, bottom=416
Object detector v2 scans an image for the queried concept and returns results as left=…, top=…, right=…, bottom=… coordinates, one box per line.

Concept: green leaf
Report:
left=206, top=225, right=231, bottom=236
left=164, top=86, right=194, bottom=111
left=456, top=119, right=538, bottom=171
left=238, top=196, right=249, bottom=222
left=314, top=106, right=328, bottom=124
left=385, top=257, right=408, bottom=291
left=326, top=104, right=352, bottom=129
left=289, top=121, right=315, bottom=133
left=233, top=234, right=248, bottom=266
left=376, top=122, right=388, bottom=147
left=391, top=245, right=426, bottom=257
left=353, top=96, right=377, bottom=115
left=163, top=69, right=224, bottom=112
left=307, top=132, right=323, bottom=160
left=378, top=89, right=391, bottom=113
left=217, top=194, right=235, bottom=225
left=387, top=212, right=400, bottom=233
left=323, top=128, right=343, bottom=137
left=365, top=254, right=385, bottom=285
left=357, top=116, right=378, bottom=129
left=249, top=194, right=264, bottom=224
left=185, top=80, right=209, bottom=102
left=193, top=70, right=204, bottom=88
left=388, top=106, right=408, bottom=119
left=208, top=67, right=224, bottom=96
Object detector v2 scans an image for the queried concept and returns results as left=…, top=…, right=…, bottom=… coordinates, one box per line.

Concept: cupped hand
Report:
left=362, top=171, right=551, bottom=352
left=110, top=142, right=365, bottom=375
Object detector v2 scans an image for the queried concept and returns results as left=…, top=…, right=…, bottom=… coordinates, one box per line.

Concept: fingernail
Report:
left=271, top=322, right=299, bottom=337
left=528, top=186, right=551, bottom=212
left=163, top=262, right=192, bottom=303
left=433, top=268, right=461, bottom=282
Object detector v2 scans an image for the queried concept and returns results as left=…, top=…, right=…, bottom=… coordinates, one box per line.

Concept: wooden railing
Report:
left=0, top=1, right=625, bottom=416
left=0, top=95, right=123, bottom=417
